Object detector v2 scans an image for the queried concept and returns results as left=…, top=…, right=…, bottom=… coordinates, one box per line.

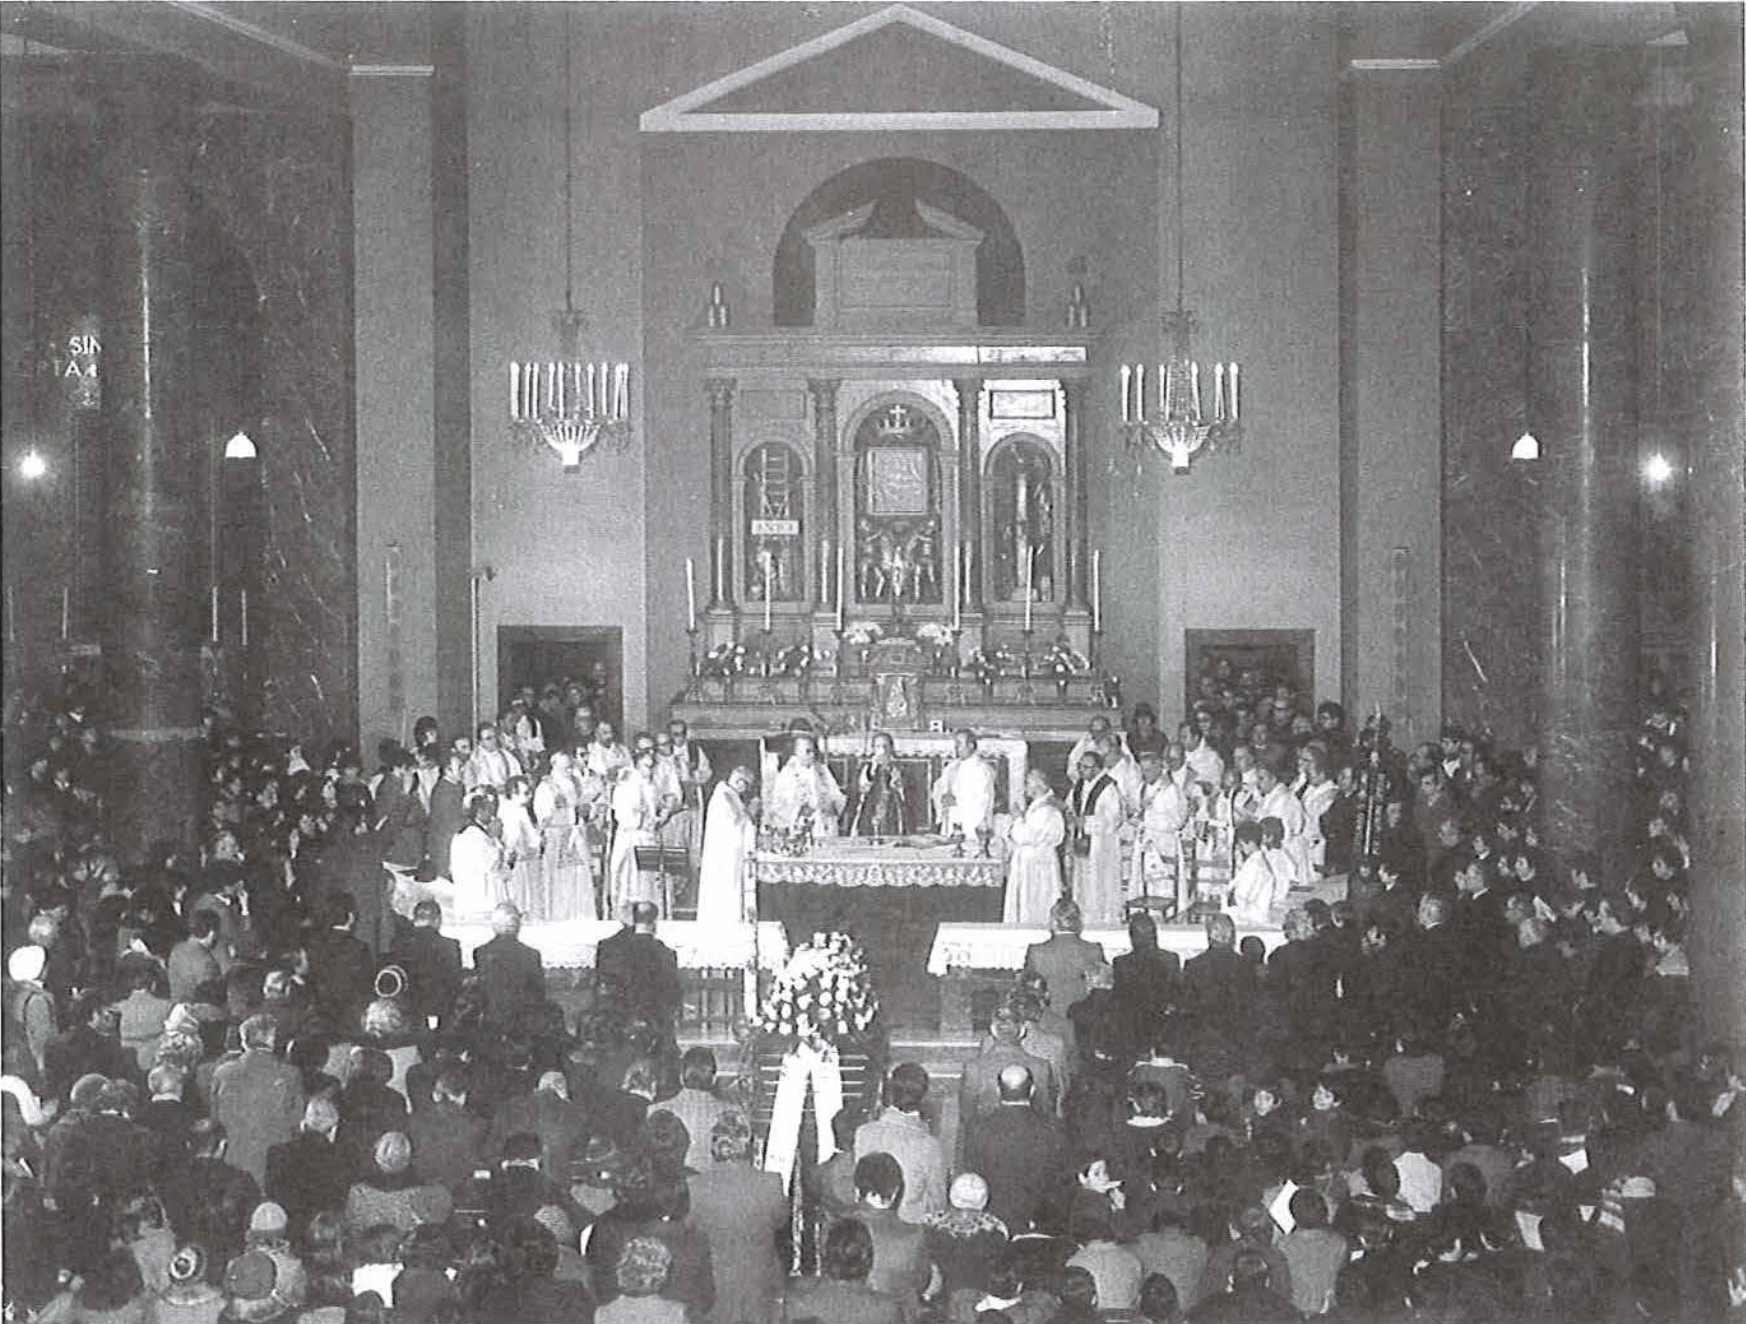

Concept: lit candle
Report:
left=1214, top=363, right=1226, bottom=420
left=1191, top=362, right=1201, bottom=418
left=614, top=364, right=629, bottom=420
left=1092, top=549, right=1102, bottom=634
left=685, top=557, right=696, bottom=631
left=586, top=363, right=597, bottom=416
left=1134, top=364, right=1145, bottom=422
left=1023, top=546, right=1034, bottom=633
left=210, top=585, right=219, bottom=643
left=1230, top=363, right=1240, bottom=420
left=835, top=543, right=845, bottom=631
left=510, top=363, right=520, bottom=421
left=762, top=552, right=773, bottom=632
left=240, top=588, right=249, bottom=648
left=61, top=586, right=70, bottom=642
left=1120, top=364, right=1131, bottom=424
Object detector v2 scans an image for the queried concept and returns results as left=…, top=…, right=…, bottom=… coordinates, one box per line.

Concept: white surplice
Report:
left=697, top=780, right=757, bottom=926
left=932, top=753, right=997, bottom=837
left=1003, top=793, right=1066, bottom=924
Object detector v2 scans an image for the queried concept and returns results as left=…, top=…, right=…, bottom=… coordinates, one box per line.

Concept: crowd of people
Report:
left=1, top=657, right=1740, bottom=1323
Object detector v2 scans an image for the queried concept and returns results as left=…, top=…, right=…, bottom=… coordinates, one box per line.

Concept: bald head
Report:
left=996, top=1064, right=1034, bottom=1103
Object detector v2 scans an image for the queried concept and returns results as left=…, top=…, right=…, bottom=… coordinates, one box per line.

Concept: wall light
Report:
left=17, top=449, right=48, bottom=480
left=1509, top=431, right=1540, bottom=462
left=224, top=431, right=258, bottom=460
left=1642, top=451, right=1675, bottom=487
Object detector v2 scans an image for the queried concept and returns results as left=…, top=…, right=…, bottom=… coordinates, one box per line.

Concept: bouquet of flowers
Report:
left=1043, top=637, right=1090, bottom=679
left=842, top=621, right=884, bottom=648
left=777, top=642, right=816, bottom=678
left=700, top=641, right=748, bottom=678
left=914, top=622, right=955, bottom=649
left=760, top=802, right=815, bottom=857
left=752, top=931, right=880, bottom=1046
left=967, top=646, right=1014, bottom=685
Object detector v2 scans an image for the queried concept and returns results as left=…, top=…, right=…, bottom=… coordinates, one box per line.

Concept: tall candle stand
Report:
left=760, top=627, right=775, bottom=677
left=1089, top=626, right=1104, bottom=675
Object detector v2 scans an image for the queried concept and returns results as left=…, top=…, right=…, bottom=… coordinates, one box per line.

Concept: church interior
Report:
left=2, top=6, right=1745, bottom=1312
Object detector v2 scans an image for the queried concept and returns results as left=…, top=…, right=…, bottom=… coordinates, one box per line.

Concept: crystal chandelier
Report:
left=1120, top=7, right=1241, bottom=473
left=509, top=9, right=630, bottom=471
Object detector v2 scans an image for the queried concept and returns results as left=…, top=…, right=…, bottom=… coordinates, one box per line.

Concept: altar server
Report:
left=932, top=729, right=996, bottom=840
left=1225, top=818, right=1296, bottom=924
left=608, top=746, right=662, bottom=919
left=766, top=734, right=845, bottom=837
left=1066, top=751, right=1126, bottom=926
left=697, top=765, right=757, bottom=926
left=1255, top=754, right=1311, bottom=880
left=1137, top=751, right=1192, bottom=895
left=1004, top=769, right=1066, bottom=924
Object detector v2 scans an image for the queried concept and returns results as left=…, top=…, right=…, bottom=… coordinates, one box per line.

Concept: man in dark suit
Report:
left=264, top=1095, right=354, bottom=1238
left=852, top=1152, right=932, bottom=1321
left=307, top=809, right=397, bottom=960
left=1112, top=910, right=1180, bottom=1036
left=957, top=1003, right=1058, bottom=1136
left=472, top=903, right=547, bottom=1035
left=1180, top=913, right=1257, bottom=1065
left=302, top=893, right=376, bottom=1032
left=963, top=1064, right=1069, bottom=1234
left=407, top=1066, right=489, bottom=1194
left=1022, top=899, right=1109, bottom=1016
left=594, top=901, right=682, bottom=1031
left=390, top=899, right=463, bottom=1025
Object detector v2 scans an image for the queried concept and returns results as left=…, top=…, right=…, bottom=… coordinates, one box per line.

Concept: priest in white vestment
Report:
left=931, top=729, right=997, bottom=840
left=696, top=766, right=757, bottom=926
left=1066, top=751, right=1126, bottom=926
left=1255, top=761, right=1310, bottom=880
left=449, top=792, right=506, bottom=918
left=1183, top=727, right=1226, bottom=793
left=764, top=734, right=845, bottom=837
left=1137, top=752, right=1193, bottom=895
left=1004, top=769, right=1066, bottom=924
left=1226, top=818, right=1299, bottom=924
left=608, top=749, right=662, bottom=919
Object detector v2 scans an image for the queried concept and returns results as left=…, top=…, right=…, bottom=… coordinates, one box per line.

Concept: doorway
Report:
left=497, top=626, right=623, bottom=738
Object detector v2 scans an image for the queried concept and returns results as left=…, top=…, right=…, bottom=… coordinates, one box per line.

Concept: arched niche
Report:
left=741, top=440, right=809, bottom=603
left=848, top=393, right=951, bottom=607
left=773, top=157, right=1024, bottom=327
left=985, top=434, right=1056, bottom=606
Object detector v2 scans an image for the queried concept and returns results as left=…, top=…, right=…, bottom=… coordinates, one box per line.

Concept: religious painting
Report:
left=1184, top=629, right=1315, bottom=719
left=986, top=437, right=1055, bottom=605
left=744, top=442, right=805, bottom=602
left=853, top=401, right=943, bottom=605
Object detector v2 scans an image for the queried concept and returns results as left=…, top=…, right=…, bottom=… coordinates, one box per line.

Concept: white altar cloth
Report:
left=445, top=917, right=790, bottom=972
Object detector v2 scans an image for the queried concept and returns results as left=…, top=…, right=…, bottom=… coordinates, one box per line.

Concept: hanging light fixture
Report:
left=1119, top=6, right=1241, bottom=473
left=509, top=8, right=631, bottom=471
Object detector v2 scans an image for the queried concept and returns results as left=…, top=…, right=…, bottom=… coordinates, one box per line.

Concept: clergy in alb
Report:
left=932, top=729, right=997, bottom=841
left=765, top=734, right=845, bottom=837
left=1004, top=768, right=1065, bottom=924
left=697, top=765, right=757, bottom=926
left=608, top=745, right=663, bottom=919
left=1066, top=750, right=1126, bottom=926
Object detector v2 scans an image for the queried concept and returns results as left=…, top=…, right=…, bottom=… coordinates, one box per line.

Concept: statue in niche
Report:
left=853, top=403, right=944, bottom=607
left=991, top=442, right=1055, bottom=603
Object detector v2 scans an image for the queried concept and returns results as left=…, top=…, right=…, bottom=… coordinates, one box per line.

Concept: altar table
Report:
left=752, top=836, right=1006, bottom=891
left=447, top=917, right=791, bottom=972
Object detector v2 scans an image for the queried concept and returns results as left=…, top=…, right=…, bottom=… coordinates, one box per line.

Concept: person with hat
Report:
left=343, top=1131, right=453, bottom=1234
left=686, top=1110, right=786, bottom=1324
left=920, top=1173, right=1009, bottom=1305
left=4, top=943, right=56, bottom=1087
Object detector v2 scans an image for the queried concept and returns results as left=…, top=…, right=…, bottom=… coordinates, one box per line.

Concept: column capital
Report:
left=705, top=376, right=736, bottom=409
left=805, top=377, right=841, bottom=404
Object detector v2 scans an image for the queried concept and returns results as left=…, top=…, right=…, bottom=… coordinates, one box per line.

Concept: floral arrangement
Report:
left=842, top=621, right=884, bottom=648
left=777, top=642, right=816, bottom=678
left=967, top=646, right=1015, bottom=685
left=760, top=802, right=815, bottom=857
left=752, top=931, right=879, bottom=1046
left=1043, top=637, right=1090, bottom=679
left=914, top=622, right=956, bottom=648
left=700, top=641, right=748, bottom=679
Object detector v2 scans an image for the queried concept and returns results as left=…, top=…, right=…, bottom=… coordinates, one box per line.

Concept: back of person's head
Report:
left=621, top=1058, right=658, bottom=1098
left=710, top=1110, right=753, bottom=1164
left=994, top=1063, right=1034, bottom=1105
left=355, top=1222, right=406, bottom=1266
left=80, top=1247, right=145, bottom=1314
left=1067, top=1190, right=1113, bottom=1242
left=1138, top=1272, right=1179, bottom=1322
left=374, top=1131, right=413, bottom=1177
left=505, top=1218, right=558, bottom=1281
left=887, top=1062, right=929, bottom=1114
left=1128, top=911, right=1158, bottom=947
left=189, top=910, right=221, bottom=942
left=1205, top=912, right=1236, bottom=949
left=854, top=1151, right=905, bottom=1206
left=1049, top=898, right=1084, bottom=934
left=614, top=1235, right=673, bottom=1298
left=1288, top=1187, right=1329, bottom=1230
left=629, top=901, right=658, bottom=929
left=1238, top=935, right=1265, bottom=963
left=1229, top=1247, right=1272, bottom=1293
left=239, top=1014, right=276, bottom=1052
left=1060, top=1265, right=1097, bottom=1308
left=489, top=903, right=521, bottom=937
left=679, top=1047, right=716, bottom=1090
left=412, top=899, right=442, bottom=928
left=821, top=1218, right=876, bottom=1282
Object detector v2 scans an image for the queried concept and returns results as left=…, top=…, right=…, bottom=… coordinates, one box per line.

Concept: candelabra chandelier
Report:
left=1119, top=7, right=1242, bottom=474
left=508, top=9, right=631, bottom=472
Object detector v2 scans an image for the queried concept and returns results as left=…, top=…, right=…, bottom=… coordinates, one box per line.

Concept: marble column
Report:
left=1061, top=378, right=1089, bottom=610
left=706, top=377, right=736, bottom=609
left=1529, top=48, right=1642, bottom=873
left=1680, top=16, right=1746, bottom=1044
left=97, top=63, right=203, bottom=857
left=952, top=378, right=983, bottom=610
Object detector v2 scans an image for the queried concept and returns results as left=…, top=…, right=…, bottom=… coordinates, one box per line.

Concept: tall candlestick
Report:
left=240, top=588, right=249, bottom=648
left=820, top=539, right=830, bottom=606
left=761, top=552, right=772, bottom=633
left=716, top=536, right=726, bottom=601
left=1230, top=363, right=1240, bottom=420
left=965, top=543, right=973, bottom=601
left=510, top=363, right=520, bottom=421
left=210, top=585, right=219, bottom=643
left=586, top=363, right=597, bottom=417
left=6, top=586, right=15, bottom=644
left=685, top=557, right=696, bottom=631
left=835, top=544, right=845, bottom=631
left=951, top=543, right=961, bottom=631
left=1016, top=471, right=1028, bottom=526
left=1120, top=364, right=1132, bottom=424
left=1092, top=549, right=1102, bottom=634
left=1191, top=362, right=1201, bottom=418
left=1023, top=546, right=1034, bottom=633
left=61, top=586, right=70, bottom=642
left=1134, top=364, right=1146, bottom=422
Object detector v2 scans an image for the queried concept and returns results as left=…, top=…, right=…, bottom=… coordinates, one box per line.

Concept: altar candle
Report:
left=835, top=544, right=845, bottom=631
left=1213, top=363, right=1226, bottom=420
left=1230, top=363, right=1240, bottom=420
left=952, top=543, right=961, bottom=631
left=510, top=363, right=520, bottom=421
left=210, top=585, right=219, bottom=643
left=1134, top=364, right=1145, bottom=422
left=1120, top=364, right=1131, bottom=424
left=762, top=553, right=773, bottom=632
left=555, top=359, right=565, bottom=415
left=685, top=557, right=696, bottom=631
left=1092, top=549, right=1102, bottom=634
left=1023, top=546, right=1034, bottom=632
left=1016, top=470, right=1028, bottom=527
left=61, top=586, right=70, bottom=641
left=820, top=540, right=830, bottom=605
left=240, top=588, right=249, bottom=648
left=1191, top=362, right=1202, bottom=418
left=615, top=364, right=629, bottom=420
left=586, top=363, right=596, bottom=416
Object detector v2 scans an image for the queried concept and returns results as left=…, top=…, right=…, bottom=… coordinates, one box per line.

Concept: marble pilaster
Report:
left=707, top=377, right=736, bottom=609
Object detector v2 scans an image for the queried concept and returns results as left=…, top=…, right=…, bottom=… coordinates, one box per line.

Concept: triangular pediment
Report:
left=640, top=4, right=1157, bottom=133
